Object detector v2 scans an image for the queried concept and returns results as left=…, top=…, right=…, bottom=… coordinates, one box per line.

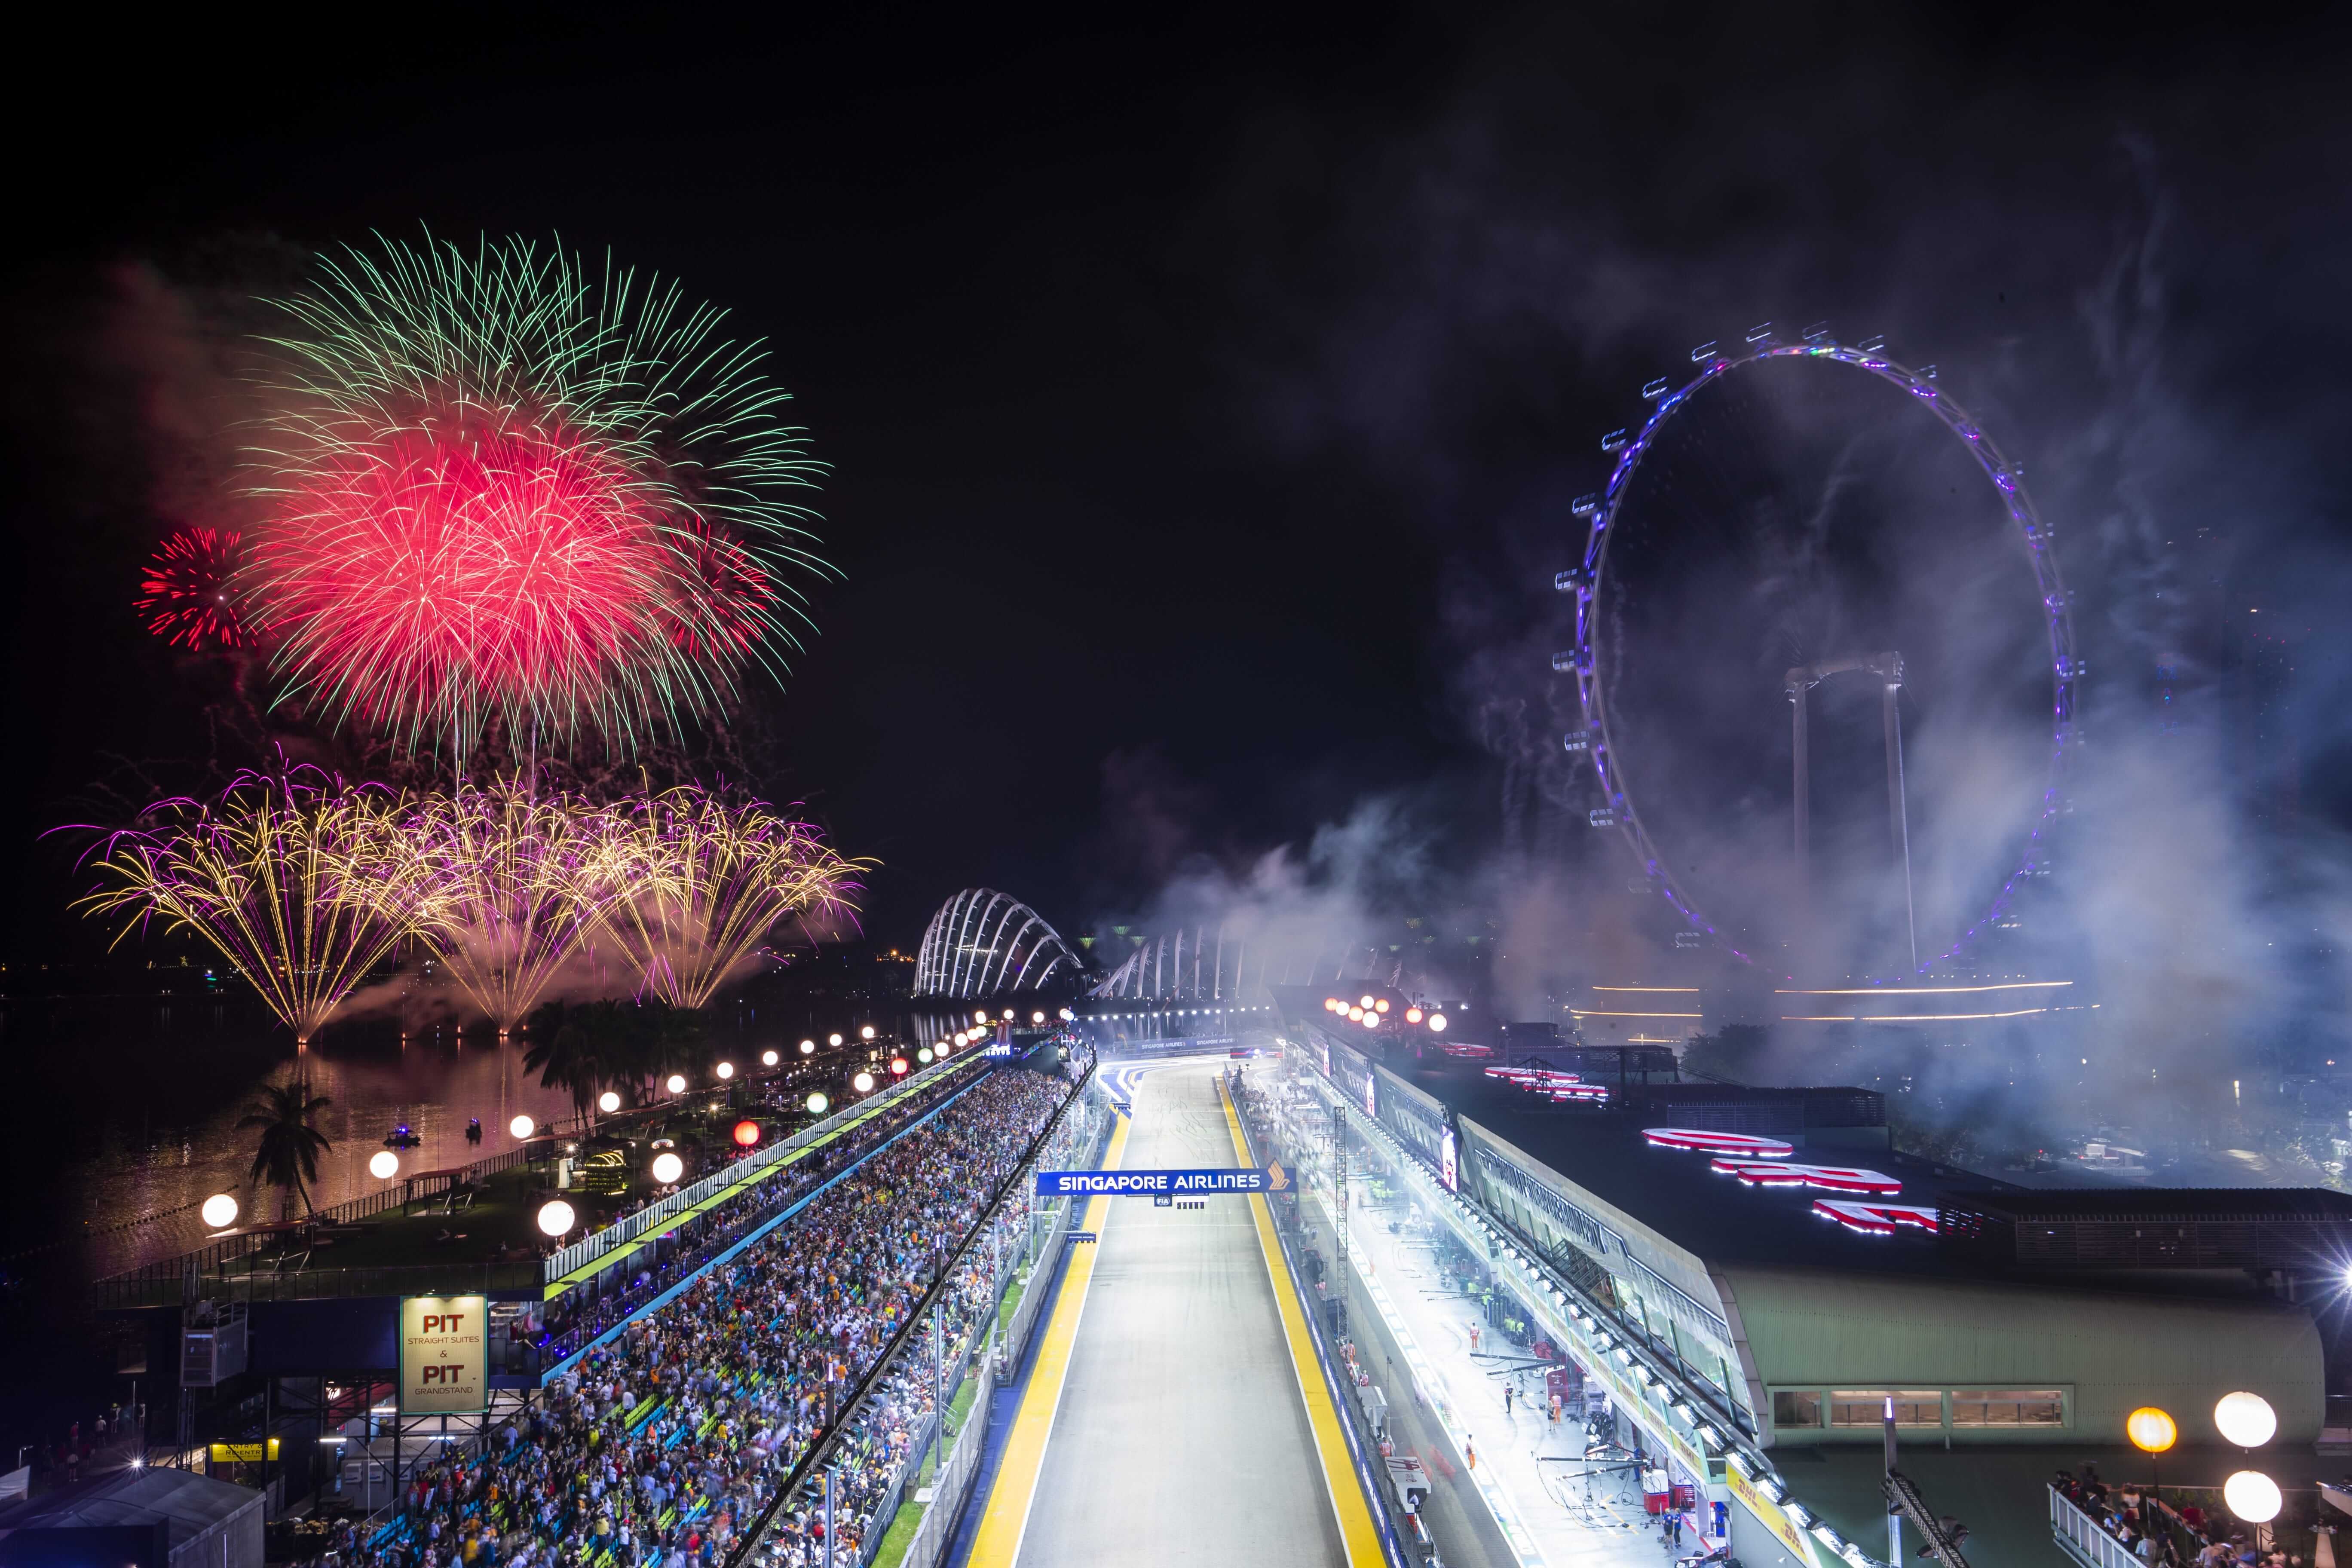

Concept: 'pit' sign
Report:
left=400, top=1295, right=488, bottom=1413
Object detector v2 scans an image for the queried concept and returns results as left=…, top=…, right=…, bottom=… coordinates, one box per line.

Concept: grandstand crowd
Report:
left=300, top=1053, right=1092, bottom=1568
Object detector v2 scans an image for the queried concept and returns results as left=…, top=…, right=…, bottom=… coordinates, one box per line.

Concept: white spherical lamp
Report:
left=860, top=1025, right=876, bottom=1041
left=599, top=1090, right=621, bottom=1114
left=806, top=1093, right=828, bottom=1115
left=200, top=1193, right=239, bottom=1230
left=650, top=1152, right=684, bottom=1185
left=762, top=1049, right=779, bottom=1067
left=799, top=1039, right=816, bottom=1056
left=665, top=1073, right=687, bottom=1094
left=716, top=1061, right=735, bottom=1080
left=1032, top=1011, right=1045, bottom=1024
left=368, top=1150, right=400, bottom=1180
left=918, top=1047, right=934, bottom=1065
left=509, top=1115, right=536, bottom=1139
left=853, top=1071, right=875, bottom=1094
left=828, top=1033, right=843, bottom=1047
left=974, top=1010, right=988, bottom=1025
left=536, top=1199, right=576, bottom=1237
left=2224, top=1470, right=2282, bottom=1523
left=2215, top=1391, right=2278, bottom=1449
left=1429, top=1012, right=1449, bottom=1032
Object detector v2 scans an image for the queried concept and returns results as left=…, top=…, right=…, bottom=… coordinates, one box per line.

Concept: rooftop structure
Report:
left=1275, top=992, right=2328, bottom=1460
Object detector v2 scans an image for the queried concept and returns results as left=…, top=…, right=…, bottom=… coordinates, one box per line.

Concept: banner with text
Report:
left=1035, top=1165, right=1286, bottom=1197
left=400, top=1294, right=488, bottom=1413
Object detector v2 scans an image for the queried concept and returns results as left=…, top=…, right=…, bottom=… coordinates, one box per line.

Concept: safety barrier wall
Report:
left=894, top=1351, right=998, bottom=1568
left=2050, top=1485, right=2142, bottom=1568
left=1226, top=1075, right=1416, bottom=1568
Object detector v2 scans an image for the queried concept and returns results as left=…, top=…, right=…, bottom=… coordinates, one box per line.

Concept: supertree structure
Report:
left=401, top=782, right=609, bottom=1035
left=75, top=766, right=434, bottom=1044
left=582, top=785, right=865, bottom=1009
left=231, top=233, right=828, bottom=759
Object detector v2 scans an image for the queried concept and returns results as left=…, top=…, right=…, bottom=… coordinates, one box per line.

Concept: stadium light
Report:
left=536, top=1200, right=576, bottom=1237
left=2216, top=1392, right=2277, bottom=1449
left=2225, top=1470, right=2282, bottom=1523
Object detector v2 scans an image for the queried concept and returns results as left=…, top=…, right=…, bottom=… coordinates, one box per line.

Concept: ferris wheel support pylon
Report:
left=1784, top=651, right=1917, bottom=973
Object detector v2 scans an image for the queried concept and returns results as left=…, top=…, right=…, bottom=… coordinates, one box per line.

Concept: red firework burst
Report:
left=245, top=421, right=690, bottom=748
left=662, top=520, right=778, bottom=662
left=138, top=527, right=249, bottom=650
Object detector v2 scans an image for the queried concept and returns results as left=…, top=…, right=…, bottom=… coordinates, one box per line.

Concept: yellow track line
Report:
left=965, top=1109, right=1132, bottom=1568
left=1219, top=1075, right=1385, bottom=1568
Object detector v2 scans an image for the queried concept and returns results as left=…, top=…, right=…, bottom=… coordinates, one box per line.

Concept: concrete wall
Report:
left=1723, top=1264, right=2324, bottom=1447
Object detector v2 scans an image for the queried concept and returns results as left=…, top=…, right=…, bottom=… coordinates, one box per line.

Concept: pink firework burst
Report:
left=246, top=420, right=708, bottom=751
left=138, top=527, right=250, bottom=650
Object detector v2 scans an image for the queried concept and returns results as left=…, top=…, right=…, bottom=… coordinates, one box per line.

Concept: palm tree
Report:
left=236, top=1078, right=334, bottom=1223
left=524, top=1002, right=607, bottom=1127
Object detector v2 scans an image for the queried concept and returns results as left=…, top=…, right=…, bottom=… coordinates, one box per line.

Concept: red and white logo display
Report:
left=1490, top=1065, right=1611, bottom=1104
left=1708, top=1159, right=1902, bottom=1194
left=1640, top=1128, right=1793, bottom=1158
left=1813, top=1199, right=1939, bottom=1235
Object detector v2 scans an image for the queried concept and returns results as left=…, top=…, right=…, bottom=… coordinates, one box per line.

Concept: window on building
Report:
left=1949, top=1390, right=2065, bottom=1427
left=1829, top=1390, right=1943, bottom=1427
left=1773, top=1390, right=1823, bottom=1428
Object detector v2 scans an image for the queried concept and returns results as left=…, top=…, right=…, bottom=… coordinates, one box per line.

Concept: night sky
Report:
left=7, top=6, right=2352, bottom=972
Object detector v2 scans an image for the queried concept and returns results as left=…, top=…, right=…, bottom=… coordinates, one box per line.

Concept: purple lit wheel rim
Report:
left=1565, top=338, right=2077, bottom=974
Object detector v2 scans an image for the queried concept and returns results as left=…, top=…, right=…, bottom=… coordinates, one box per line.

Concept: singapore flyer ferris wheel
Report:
left=1554, top=325, right=2079, bottom=977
